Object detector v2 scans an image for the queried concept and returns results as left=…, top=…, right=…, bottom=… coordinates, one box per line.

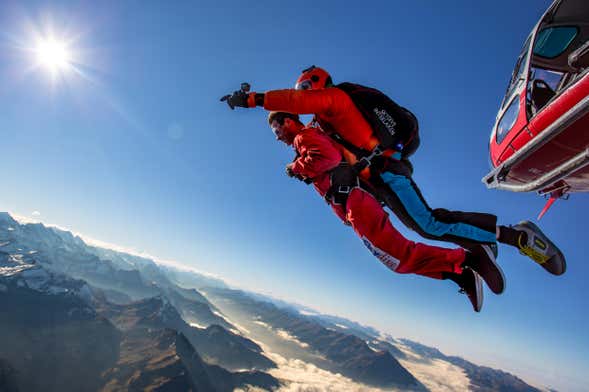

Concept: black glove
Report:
left=220, top=90, right=249, bottom=110
left=286, top=165, right=312, bottom=184
left=286, top=165, right=298, bottom=178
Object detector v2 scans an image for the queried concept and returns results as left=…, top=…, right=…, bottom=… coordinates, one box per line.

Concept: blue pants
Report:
left=376, top=168, right=497, bottom=248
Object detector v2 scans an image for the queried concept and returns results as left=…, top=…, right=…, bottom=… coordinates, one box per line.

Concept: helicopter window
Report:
left=501, top=36, right=532, bottom=108
left=534, top=26, right=578, bottom=59
left=530, top=67, right=564, bottom=92
left=496, top=96, right=520, bottom=144
left=526, top=67, right=564, bottom=116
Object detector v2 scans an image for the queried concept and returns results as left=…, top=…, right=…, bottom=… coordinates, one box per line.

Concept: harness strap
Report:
left=325, top=163, right=361, bottom=205
left=352, top=145, right=385, bottom=173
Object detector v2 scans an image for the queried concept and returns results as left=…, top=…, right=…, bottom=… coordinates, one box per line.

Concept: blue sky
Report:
left=1, top=0, right=587, bottom=390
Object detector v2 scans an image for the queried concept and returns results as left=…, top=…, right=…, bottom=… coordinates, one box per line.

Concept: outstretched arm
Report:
left=263, top=88, right=349, bottom=116
left=221, top=86, right=350, bottom=116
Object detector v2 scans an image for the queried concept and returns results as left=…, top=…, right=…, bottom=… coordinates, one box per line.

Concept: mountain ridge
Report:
left=0, top=212, right=548, bottom=391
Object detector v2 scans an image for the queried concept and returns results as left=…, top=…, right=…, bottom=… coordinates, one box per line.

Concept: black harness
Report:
left=324, top=163, right=361, bottom=205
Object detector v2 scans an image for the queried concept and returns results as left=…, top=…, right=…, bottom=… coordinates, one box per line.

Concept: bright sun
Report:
left=34, top=37, right=71, bottom=72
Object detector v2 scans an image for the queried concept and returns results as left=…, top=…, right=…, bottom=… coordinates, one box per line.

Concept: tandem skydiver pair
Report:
left=221, top=66, right=566, bottom=312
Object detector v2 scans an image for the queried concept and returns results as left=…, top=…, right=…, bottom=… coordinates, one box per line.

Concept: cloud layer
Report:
left=266, top=351, right=402, bottom=392
left=395, top=343, right=470, bottom=392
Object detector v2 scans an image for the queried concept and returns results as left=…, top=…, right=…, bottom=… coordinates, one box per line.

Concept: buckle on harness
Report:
left=366, top=146, right=383, bottom=161
left=326, top=163, right=360, bottom=205
left=337, top=185, right=351, bottom=194
left=353, top=145, right=384, bottom=172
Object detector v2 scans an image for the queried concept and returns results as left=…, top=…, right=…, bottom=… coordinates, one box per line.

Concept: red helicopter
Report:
left=482, top=0, right=589, bottom=218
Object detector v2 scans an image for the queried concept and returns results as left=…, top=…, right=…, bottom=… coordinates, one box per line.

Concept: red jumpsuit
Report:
left=290, top=125, right=466, bottom=279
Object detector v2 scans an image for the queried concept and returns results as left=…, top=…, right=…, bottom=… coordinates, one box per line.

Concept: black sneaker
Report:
left=513, top=221, right=566, bottom=275
left=463, top=244, right=506, bottom=295
left=459, top=267, right=484, bottom=312
left=464, top=242, right=498, bottom=258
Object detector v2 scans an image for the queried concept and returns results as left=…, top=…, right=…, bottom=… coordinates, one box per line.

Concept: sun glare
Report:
left=34, top=37, right=71, bottom=72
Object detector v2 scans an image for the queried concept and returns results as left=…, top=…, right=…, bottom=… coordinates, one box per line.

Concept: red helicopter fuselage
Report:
left=483, top=0, right=589, bottom=207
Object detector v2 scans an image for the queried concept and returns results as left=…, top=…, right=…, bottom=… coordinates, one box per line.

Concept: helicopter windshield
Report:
left=501, top=35, right=533, bottom=108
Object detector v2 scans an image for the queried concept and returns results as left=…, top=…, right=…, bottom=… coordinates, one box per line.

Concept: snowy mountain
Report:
left=0, top=213, right=279, bottom=391
left=203, top=286, right=422, bottom=389
left=0, top=256, right=278, bottom=391
left=0, top=212, right=547, bottom=391
left=0, top=212, right=229, bottom=327
left=0, top=263, right=121, bottom=391
left=203, top=286, right=544, bottom=392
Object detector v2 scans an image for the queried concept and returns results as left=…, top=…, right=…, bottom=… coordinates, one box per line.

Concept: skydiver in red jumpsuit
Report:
left=266, top=111, right=491, bottom=312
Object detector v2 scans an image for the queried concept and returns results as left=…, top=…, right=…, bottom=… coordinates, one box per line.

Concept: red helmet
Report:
left=295, top=65, right=332, bottom=90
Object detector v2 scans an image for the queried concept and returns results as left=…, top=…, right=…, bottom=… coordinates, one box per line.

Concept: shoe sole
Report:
left=519, top=221, right=566, bottom=275
left=462, top=267, right=484, bottom=312
left=479, top=244, right=506, bottom=295
left=473, top=269, right=484, bottom=312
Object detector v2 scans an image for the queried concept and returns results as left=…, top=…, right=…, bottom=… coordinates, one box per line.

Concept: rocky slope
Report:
left=0, top=213, right=280, bottom=391
left=0, top=264, right=121, bottom=392
left=205, top=287, right=421, bottom=389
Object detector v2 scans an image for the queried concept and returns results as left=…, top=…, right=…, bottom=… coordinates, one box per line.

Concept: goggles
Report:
left=295, top=79, right=313, bottom=91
